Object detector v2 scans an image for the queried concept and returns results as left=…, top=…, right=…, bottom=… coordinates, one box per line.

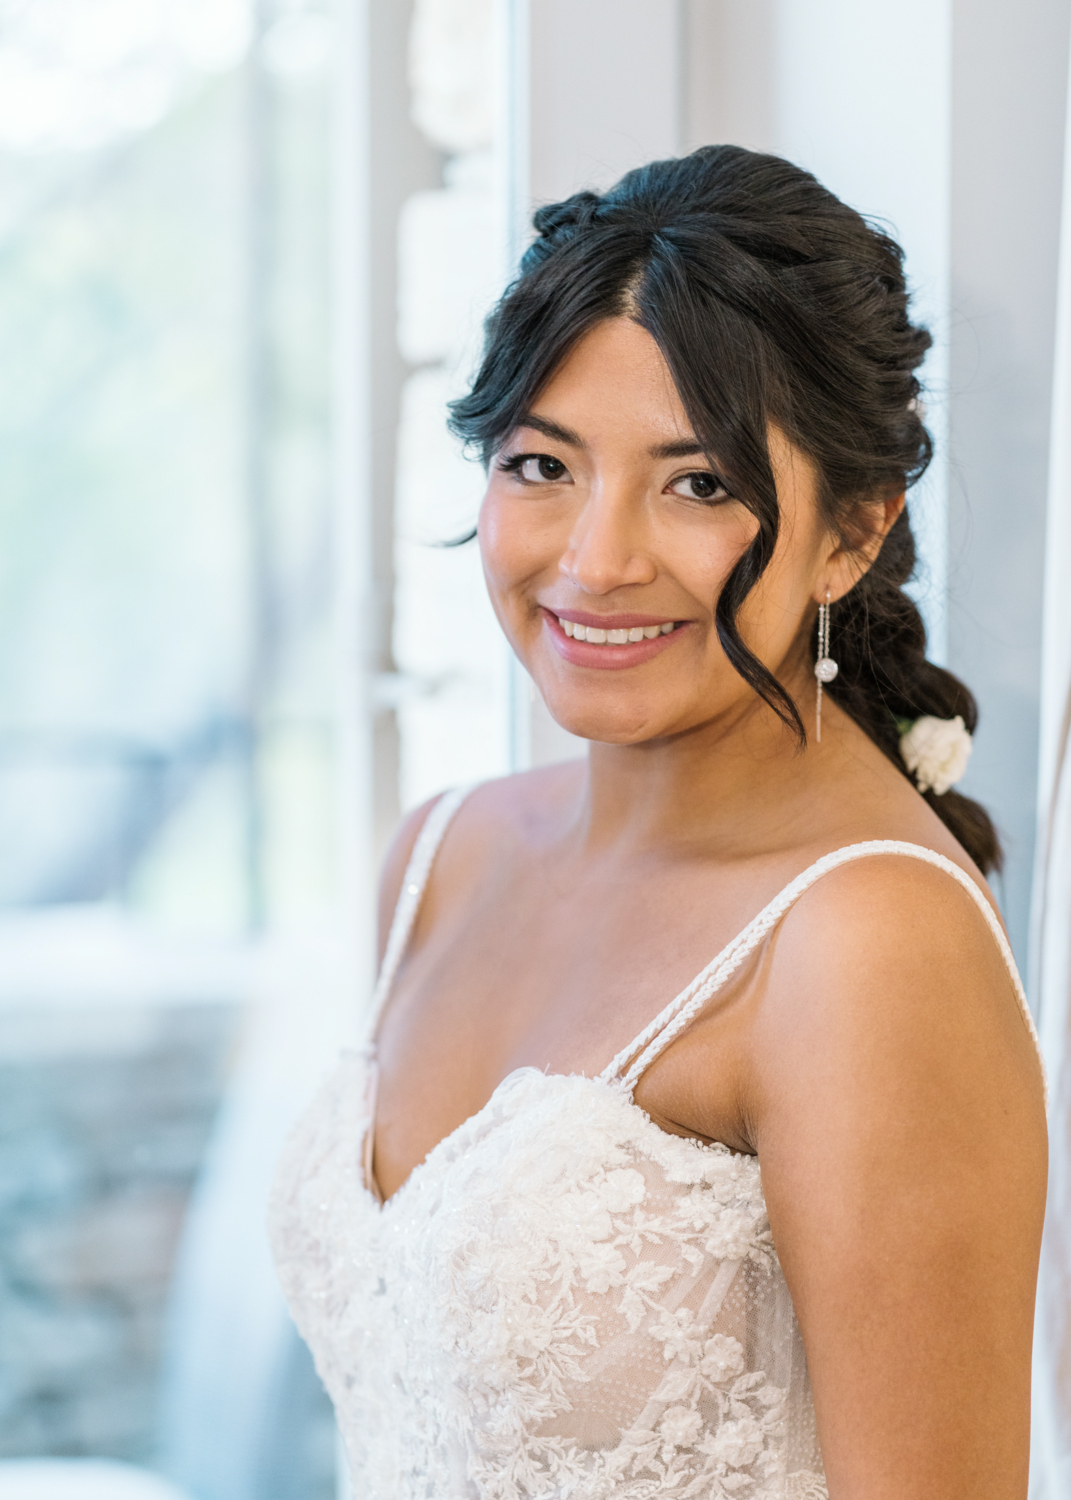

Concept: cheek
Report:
left=478, top=489, right=560, bottom=601
left=657, top=507, right=756, bottom=612
left=734, top=523, right=819, bottom=657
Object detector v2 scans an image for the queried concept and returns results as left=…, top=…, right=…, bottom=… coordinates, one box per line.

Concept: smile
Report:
left=560, top=618, right=678, bottom=643
left=542, top=609, right=688, bottom=670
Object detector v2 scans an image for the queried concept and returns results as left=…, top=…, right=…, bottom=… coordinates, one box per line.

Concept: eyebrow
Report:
left=649, top=438, right=708, bottom=459
left=515, top=414, right=585, bottom=447
left=516, top=414, right=711, bottom=463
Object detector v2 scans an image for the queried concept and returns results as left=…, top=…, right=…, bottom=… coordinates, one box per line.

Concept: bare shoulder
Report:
left=376, top=761, right=586, bottom=962
left=741, top=860, right=1046, bottom=1495
left=745, top=851, right=1046, bottom=1185
left=751, top=854, right=1043, bottom=1112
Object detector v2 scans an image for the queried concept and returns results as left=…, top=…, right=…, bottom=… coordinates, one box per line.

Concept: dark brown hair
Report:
left=449, top=145, right=999, bottom=872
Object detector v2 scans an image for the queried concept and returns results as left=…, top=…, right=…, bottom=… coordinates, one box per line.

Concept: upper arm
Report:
left=376, top=795, right=443, bottom=968
left=747, top=859, right=1047, bottom=1500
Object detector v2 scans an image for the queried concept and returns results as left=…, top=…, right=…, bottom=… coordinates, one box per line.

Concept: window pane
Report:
left=0, top=3, right=339, bottom=1491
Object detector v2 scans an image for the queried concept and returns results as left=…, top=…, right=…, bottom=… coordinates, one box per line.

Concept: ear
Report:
left=816, top=491, right=906, bottom=604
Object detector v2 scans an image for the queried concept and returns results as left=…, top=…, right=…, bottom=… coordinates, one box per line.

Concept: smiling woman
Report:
left=476, top=320, right=858, bottom=752
left=270, top=146, right=1048, bottom=1500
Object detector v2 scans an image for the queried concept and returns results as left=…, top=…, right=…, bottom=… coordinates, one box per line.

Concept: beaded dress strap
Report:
left=367, top=785, right=473, bottom=1037
left=600, top=840, right=1045, bottom=1100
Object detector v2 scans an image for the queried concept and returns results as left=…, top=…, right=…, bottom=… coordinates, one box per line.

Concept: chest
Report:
left=387, top=852, right=774, bottom=1070
left=371, top=861, right=769, bottom=1198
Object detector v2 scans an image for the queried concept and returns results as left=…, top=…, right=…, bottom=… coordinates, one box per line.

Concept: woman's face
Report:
left=478, top=317, right=835, bottom=746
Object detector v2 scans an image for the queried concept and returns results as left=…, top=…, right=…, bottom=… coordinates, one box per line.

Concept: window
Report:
left=0, top=2, right=339, bottom=1489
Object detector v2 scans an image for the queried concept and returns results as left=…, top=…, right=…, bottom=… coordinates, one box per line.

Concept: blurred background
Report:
left=4, top=1, right=1071, bottom=1497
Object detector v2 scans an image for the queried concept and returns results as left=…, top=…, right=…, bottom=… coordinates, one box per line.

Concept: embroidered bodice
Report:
left=269, top=788, right=1039, bottom=1500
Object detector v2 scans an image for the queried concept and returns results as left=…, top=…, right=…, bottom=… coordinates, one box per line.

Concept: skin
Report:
left=370, top=317, right=1047, bottom=1498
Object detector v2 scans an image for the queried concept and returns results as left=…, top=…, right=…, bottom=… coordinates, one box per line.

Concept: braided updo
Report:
left=450, top=145, right=999, bottom=872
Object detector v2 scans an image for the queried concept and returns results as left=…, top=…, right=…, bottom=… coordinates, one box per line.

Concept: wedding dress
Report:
left=269, top=786, right=1039, bottom=1499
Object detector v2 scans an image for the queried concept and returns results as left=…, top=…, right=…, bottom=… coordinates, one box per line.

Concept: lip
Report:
left=553, top=608, right=682, bottom=630
left=540, top=607, right=691, bottom=671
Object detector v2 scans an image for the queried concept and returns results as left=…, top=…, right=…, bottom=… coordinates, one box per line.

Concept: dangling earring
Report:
left=814, top=590, right=839, bottom=743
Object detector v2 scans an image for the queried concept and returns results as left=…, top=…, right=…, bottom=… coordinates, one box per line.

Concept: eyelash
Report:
left=496, top=450, right=731, bottom=503
left=497, top=452, right=563, bottom=477
left=671, top=470, right=731, bottom=504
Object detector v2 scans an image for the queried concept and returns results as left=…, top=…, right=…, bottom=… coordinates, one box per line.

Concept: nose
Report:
left=558, top=480, right=658, bottom=594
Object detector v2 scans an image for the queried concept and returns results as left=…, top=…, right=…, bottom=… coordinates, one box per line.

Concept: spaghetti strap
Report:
left=599, top=840, right=1045, bottom=1100
left=368, top=785, right=474, bottom=1036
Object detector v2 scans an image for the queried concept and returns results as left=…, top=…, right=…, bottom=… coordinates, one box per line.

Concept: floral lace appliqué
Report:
left=270, top=1062, right=827, bottom=1500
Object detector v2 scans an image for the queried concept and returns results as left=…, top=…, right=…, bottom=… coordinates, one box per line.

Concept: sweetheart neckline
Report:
left=362, top=828, right=1038, bottom=1207
left=355, top=1059, right=752, bottom=1213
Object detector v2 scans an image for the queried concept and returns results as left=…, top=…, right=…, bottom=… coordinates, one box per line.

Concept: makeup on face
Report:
left=541, top=608, right=691, bottom=671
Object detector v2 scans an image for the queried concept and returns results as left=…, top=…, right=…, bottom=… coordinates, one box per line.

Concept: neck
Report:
left=572, top=672, right=857, bottom=859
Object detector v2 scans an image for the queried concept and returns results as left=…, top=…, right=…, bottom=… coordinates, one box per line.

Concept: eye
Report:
left=499, top=452, right=571, bottom=484
left=667, top=470, right=730, bottom=504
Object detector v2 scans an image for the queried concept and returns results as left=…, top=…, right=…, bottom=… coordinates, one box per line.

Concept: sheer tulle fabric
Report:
left=269, top=788, right=1037, bottom=1500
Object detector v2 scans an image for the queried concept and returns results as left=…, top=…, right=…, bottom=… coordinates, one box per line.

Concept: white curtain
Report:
left=1030, top=22, right=1071, bottom=1492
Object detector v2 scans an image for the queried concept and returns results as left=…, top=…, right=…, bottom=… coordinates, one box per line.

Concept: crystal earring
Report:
left=814, top=591, right=838, bottom=743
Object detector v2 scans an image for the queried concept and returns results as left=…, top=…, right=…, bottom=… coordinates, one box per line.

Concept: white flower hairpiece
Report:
left=897, top=714, right=972, bottom=796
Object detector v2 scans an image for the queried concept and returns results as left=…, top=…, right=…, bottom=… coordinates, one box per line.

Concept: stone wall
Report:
left=0, top=1000, right=335, bottom=1499
left=0, top=1002, right=236, bottom=1459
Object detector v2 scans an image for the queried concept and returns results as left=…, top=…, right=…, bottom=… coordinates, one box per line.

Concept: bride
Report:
left=271, top=145, right=1047, bottom=1499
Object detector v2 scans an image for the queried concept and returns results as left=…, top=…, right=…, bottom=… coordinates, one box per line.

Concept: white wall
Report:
left=771, top=0, right=952, bottom=664
left=947, top=0, right=1070, bottom=961
left=526, top=0, right=682, bottom=204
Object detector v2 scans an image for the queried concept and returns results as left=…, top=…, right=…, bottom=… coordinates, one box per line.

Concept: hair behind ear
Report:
left=827, top=512, right=1001, bottom=872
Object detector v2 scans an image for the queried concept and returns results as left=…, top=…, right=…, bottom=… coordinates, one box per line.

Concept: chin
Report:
left=536, top=687, right=674, bottom=746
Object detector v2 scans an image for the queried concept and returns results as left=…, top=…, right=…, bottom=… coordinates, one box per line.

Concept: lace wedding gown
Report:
left=269, top=787, right=1039, bottom=1500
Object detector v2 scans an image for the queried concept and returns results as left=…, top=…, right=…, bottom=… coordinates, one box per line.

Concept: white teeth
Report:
left=558, top=616, right=677, bottom=644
